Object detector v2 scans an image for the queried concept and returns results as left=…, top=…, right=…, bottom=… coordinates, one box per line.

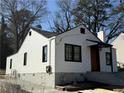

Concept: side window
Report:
left=29, top=31, right=32, bottom=36
left=10, top=59, right=12, bottom=69
left=24, top=52, right=27, bottom=66
left=106, top=52, right=111, bottom=65
left=42, top=45, right=47, bottom=62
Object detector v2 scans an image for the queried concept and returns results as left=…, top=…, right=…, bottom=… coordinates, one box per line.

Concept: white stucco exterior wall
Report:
left=112, top=33, right=124, bottom=66
left=112, top=48, right=118, bottom=72
left=6, top=54, right=17, bottom=74
left=55, top=25, right=101, bottom=73
left=6, top=29, right=56, bottom=74
left=99, top=47, right=117, bottom=72
left=99, top=48, right=112, bottom=72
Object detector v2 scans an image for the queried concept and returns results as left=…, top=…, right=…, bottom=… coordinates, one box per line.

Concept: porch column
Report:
left=110, top=46, right=113, bottom=72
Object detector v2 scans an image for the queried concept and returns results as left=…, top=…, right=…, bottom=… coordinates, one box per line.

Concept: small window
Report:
left=29, top=31, right=31, bottom=36
left=65, top=44, right=81, bottom=62
left=42, top=45, right=47, bottom=62
left=106, top=52, right=111, bottom=65
left=10, top=59, right=12, bottom=69
left=80, top=28, right=85, bottom=34
left=24, top=52, right=27, bottom=66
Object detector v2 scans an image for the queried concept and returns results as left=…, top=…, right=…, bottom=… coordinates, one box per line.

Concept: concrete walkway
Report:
left=78, top=89, right=121, bottom=93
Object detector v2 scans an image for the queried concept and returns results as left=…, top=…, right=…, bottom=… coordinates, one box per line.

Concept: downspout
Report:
left=110, top=46, right=113, bottom=72
left=49, top=37, right=55, bottom=73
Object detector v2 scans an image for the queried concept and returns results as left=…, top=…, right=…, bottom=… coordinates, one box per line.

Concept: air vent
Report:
left=80, top=28, right=85, bottom=34
left=46, top=66, right=52, bottom=73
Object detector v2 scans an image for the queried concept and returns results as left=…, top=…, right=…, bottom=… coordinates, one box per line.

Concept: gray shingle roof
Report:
left=31, top=27, right=58, bottom=38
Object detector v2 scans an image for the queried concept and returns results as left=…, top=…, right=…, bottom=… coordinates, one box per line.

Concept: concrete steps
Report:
left=85, top=72, right=124, bottom=86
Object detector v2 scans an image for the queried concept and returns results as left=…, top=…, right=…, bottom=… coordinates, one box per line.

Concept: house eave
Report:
left=86, top=39, right=112, bottom=47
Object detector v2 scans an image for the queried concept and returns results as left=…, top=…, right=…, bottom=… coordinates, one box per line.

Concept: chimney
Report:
left=36, top=25, right=42, bottom=30
left=97, top=30, right=105, bottom=42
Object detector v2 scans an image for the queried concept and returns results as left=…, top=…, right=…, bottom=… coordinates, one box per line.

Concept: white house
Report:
left=112, top=32, right=124, bottom=68
left=6, top=25, right=117, bottom=88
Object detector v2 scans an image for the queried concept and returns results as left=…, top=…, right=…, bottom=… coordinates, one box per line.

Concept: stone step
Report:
left=78, top=89, right=121, bottom=93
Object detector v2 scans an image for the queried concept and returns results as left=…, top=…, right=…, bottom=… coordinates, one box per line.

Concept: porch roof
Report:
left=86, top=39, right=112, bottom=47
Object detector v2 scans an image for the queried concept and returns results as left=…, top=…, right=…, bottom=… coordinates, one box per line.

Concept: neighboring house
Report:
left=112, top=32, right=124, bottom=68
left=6, top=25, right=117, bottom=88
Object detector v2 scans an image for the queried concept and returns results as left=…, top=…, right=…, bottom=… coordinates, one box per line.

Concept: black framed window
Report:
left=65, top=44, right=81, bottom=62
left=42, top=45, right=47, bottom=62
left=10, top=59, right=12, bottom=69
left=106, top=52, right=111, bottom=65
left=24, top=52, right=27, bottom=66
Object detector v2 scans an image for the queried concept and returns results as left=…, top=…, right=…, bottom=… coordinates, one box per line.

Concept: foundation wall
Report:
left=55, top=73, right=85, bottom=85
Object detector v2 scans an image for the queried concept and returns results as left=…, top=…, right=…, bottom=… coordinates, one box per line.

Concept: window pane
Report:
left=65, top=45, right=72, bottom=61
left=74, top=46, right=81, bottom=61
left=106, top=52, right=111, bottom=65
left=43, top=45, right=47, bottom=62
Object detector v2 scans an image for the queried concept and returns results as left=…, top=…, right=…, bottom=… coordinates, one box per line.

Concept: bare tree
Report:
left=0, top=0, right=47, bottom=51
left=0, top=16, right=14, bottom=69
left=51, top=0, right=74, bottom=33
left=106, top=0, right=124, bottom=43
left=73, top=0, right=112, bottom=34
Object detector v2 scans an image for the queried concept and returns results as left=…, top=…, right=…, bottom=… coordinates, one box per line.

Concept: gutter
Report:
left=48, top=37, right=55, bottom=73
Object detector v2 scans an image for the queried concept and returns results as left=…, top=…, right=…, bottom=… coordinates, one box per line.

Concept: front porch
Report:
left=55, top=72, right=124, bottom=92
left=86, top=39, right=117, bottom=72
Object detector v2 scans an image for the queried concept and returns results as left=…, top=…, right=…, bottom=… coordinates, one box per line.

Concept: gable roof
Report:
left=31, top=25, right=103, bottom=42
left=8, top=25, right=111, bottom=57
left=31, top=27, right=58, bottom=38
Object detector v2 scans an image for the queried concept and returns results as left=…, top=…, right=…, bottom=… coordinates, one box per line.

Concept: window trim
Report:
left=65, top=44, right=82, bottom=62
left=106, top=52, right=111, bottom=65
left=42, top=45, right=48, bottom=62
left=23, top=52, right=27, bottom=66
